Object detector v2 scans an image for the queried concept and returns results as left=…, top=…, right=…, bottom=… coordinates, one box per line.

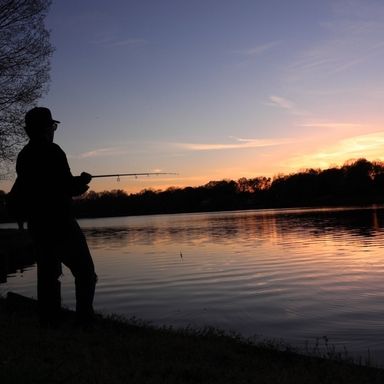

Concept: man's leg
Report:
left=36, top=245, right=62, bottom=326
left=61, top=220, right=97, bottom=325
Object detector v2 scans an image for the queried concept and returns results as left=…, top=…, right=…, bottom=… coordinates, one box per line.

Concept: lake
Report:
left=2, top=206, right=384, bottom=364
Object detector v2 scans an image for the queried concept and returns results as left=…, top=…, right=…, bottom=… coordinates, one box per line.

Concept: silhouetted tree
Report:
left=237, top=177, right=271, bottom=193
left=203, top=180, right=238, bottom=210
left=0, top=0, right=53, bottom=171
left=237, top=177, right=251, bottom=193
left=372, top=161, right=384, bottom=193
left=317, top=167, right=343, bottom=197
left=5, top=158, right=381, bottom=223
left=343, top=159, right=374, bottom=196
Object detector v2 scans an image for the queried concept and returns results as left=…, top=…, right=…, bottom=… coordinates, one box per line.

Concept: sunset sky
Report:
left=3, top=0, right=384, bottom=193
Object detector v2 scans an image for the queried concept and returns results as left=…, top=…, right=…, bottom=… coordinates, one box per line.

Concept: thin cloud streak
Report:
left=233, top=41, right=281, bottom=57
left=174, top=137, right=292, bottom=151
left=73, top=147, right=128, bottom=159
left=266, top=95, right=308, bottom=116
left=287, top=131, right=384, bottom=169
left=300, top=122, right=363, bottom=129
left=92, top=35, right=149, bottom=48
left=287, top=2, right=384, bottom=79
left=268, top=96, right=295, bottom=110
left=108, top=38, right=148, bottom=48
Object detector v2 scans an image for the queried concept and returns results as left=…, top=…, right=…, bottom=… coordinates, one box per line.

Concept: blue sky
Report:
left=3, top=0, right=384, bottom=193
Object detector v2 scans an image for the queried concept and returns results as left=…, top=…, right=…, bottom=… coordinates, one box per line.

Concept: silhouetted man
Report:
left=14, top=107, right=97, bottom=327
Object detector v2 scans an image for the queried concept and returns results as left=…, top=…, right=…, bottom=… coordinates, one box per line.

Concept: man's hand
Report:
left=80, top=172, right=92, bottom=185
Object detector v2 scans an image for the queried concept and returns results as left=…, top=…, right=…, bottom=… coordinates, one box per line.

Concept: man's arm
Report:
left=53, top=144, right=91, bottom=196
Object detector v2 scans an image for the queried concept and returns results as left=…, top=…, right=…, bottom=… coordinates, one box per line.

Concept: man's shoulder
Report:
left=17, top=142, right=33, bottom=161
left=17, top=142, right=66, bottom=163
left=50, top=142, right=66, bottom=154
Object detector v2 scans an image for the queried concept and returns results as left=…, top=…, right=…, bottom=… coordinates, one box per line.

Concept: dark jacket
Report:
left=13, top=140, right=88, bottom=227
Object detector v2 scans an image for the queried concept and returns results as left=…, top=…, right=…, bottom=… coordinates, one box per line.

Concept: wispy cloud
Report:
left=92, top=35, right=149, bottom=48
left=174, top=136, right=291, bottom=151
left=268, top=96, right=295, bottom=110
left=322, top=131, right=384, bottom=158
left=287, top=131, right=384, bottom=169
left=107, top=38, right=148, bottom=48
left=288, top=1, right=384, bottom=79
left=300, top=122, right=363, bottom=129
left=266, top=95, right=307, bottom=116
left=289, top=41, right=369, bottom=77
left=234, top=41, right=281, bottom=57
left=73, top=147, right=128, bottom=159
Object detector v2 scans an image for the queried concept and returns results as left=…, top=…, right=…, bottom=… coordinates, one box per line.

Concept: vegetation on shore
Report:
left=72, top=158, right=384, bottom=218
left=73, top=158, right=384, bottom=218
left=1, top=158, right=384, bottom=221
left=1, top=293, right=384, bottom=384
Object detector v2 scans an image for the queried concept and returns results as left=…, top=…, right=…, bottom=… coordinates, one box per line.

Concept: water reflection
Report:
left=82, top=206, right=384, bottom=249
left=0, top=231, right=35, bottom=284
left=2, top=206, right=384, bottom=364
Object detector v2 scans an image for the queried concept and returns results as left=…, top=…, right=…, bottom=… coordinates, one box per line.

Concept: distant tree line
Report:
left=1, top=158, right=384, bottom=222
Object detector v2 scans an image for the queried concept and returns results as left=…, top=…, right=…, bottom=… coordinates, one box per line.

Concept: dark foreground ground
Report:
left=1, top=293, right=384, bottom=384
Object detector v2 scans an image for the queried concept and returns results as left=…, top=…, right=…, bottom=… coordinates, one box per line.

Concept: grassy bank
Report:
left=0, top=294, right=383, bottom=383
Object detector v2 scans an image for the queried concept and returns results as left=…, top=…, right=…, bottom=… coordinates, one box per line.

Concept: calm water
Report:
left=2, top=206, right=384, bottom=363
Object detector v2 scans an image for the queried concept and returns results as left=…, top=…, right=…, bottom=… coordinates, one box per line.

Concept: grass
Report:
left=0, top=293, right=384, bottom=383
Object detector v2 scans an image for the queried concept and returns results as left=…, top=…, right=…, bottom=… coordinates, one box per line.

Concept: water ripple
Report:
left=3, top=207, right=384, bottom=364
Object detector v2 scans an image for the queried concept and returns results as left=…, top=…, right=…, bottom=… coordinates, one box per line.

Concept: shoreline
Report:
left=0, top=229, right=34, bottom=284
left=1, top=293, right=384, bottom=384
left=1, top=203, right=383, bottom=225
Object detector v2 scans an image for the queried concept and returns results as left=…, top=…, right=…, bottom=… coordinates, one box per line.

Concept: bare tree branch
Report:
left=0, top=0, right=53, bottom=173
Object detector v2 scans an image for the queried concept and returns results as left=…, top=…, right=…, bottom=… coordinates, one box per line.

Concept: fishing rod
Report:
left=91, top=172, right=178, bottom=182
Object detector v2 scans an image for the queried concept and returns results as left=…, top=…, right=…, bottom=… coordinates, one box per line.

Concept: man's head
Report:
left=25, top=107, right=60, bottom=142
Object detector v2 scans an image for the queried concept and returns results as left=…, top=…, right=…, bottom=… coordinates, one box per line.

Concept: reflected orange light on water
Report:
left=5, top=207, right=384, bottom=362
